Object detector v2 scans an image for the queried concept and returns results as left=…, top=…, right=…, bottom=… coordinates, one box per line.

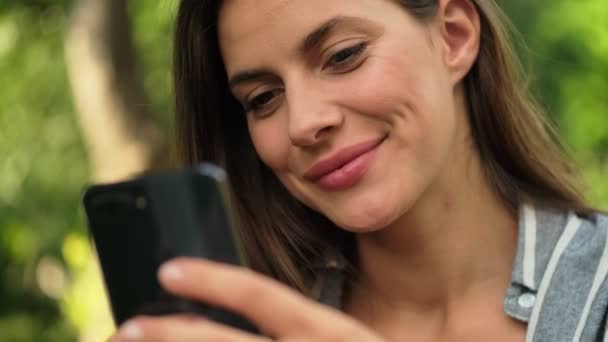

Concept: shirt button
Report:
left=518, top=293, right=536, bottom=308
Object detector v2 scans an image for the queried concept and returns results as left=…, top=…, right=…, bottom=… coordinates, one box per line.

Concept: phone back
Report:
left=83, top=165, right=250, bottom=327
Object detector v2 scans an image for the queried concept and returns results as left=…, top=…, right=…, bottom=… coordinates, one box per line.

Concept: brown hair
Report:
left=172, top=0, right=594, bottom=293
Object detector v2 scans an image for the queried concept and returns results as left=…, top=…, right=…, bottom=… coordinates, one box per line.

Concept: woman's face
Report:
left=219, top=0, right=466, bottom=232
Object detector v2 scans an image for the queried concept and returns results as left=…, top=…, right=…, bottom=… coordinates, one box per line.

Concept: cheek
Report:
left=344, top=53, right=440, bottom=118
left=249, top=119, right=318, bottom=209
left=248, top=117, right=290, bottom=172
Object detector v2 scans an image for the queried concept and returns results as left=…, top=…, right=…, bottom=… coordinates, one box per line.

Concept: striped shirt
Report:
left=313, top=204, right=608, bottom=341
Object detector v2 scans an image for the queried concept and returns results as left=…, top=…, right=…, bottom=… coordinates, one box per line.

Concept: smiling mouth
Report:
left=304, top=136, right=386, bottom=191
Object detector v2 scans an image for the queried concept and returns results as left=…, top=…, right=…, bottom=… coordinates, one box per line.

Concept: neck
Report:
left=348, top=145, right=518, bottom=316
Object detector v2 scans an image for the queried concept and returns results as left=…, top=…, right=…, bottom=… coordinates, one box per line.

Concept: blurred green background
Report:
left=0, top=1, right=606, bottom=341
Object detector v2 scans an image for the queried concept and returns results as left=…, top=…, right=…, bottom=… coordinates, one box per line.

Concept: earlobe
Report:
left=438, top=0, right=481, bottom=84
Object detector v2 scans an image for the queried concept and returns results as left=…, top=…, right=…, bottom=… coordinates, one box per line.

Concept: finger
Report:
left=157, top=258, right=362, bottom=338
left=110, top=315, right=273, bottom=342
left=107, top=315, right=204, bottom=342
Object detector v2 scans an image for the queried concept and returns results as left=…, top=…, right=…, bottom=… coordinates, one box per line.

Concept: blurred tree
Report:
left=65, top=0, right=170, bottom=183
left=1, top=0, right=174, bottom=341
left=61, top=0, right=175, bottom=340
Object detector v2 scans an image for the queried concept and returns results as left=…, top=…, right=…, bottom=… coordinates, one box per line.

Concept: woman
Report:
left=113, top=0, right=608, bottom=341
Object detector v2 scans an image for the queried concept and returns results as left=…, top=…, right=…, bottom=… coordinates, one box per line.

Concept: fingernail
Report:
left=159, top=262, right=184, bottom=281
left=119, top=321, right=143, bottom=341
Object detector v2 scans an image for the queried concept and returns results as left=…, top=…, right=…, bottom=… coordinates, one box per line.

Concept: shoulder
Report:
left=527, top=206, right=608, bottom=277
left=516, top=205, right=608, bottom=341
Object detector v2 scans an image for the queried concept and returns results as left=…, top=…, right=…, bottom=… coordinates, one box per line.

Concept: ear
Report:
left=436, top=0, right=480, bottom=85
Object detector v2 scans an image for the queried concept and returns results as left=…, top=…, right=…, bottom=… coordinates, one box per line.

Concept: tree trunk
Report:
left=65, top=0, right=170, bottom=183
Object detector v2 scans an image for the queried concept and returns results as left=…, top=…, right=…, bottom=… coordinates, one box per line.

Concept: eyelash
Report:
left=243, top=89, right=283, bottom=114
left=244, top=42, right=368, bottom=115
left=324, top=42, right=368, bottom=71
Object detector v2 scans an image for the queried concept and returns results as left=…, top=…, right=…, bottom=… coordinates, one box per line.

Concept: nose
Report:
left=286, top=83, right=344, bottom=147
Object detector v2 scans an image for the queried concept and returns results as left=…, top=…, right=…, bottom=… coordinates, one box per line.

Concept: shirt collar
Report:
left=313, top=203, right=577, bottom=312
left=509, top=203, right=571, bottom=292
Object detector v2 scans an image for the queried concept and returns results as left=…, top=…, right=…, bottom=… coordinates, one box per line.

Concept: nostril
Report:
left=315, top=126, right=334, bottom=139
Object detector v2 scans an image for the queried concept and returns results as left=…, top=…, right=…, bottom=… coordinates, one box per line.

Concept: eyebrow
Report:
left=299, top=16, right=363, bottom=55
left=228, top=68, right=276, bottom=89
left=228, top=16, right=374, bottom=89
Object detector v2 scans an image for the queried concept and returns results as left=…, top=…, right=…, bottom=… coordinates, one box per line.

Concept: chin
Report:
left=329, top=203, right=399, bottom=233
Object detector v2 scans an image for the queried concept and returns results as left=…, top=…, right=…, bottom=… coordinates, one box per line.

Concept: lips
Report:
left=302, top=136, right=385, bottom=191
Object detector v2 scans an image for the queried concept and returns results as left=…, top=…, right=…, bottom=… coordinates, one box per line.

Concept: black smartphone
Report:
left=82, top=163, right=258, bottom=333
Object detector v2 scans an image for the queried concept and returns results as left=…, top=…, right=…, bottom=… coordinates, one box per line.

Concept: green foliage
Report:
left=129, top=0, right=177, bottom=131
left=501, top=0, right=608, bottom=206
left=0, top=1, right=175, bottom=340
left=0, top=1, right=606, bottom=341
left=0, top=2, right=83, bottom=341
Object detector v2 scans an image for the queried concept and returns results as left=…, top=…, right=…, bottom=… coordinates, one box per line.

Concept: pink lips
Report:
left=303, top=137, right=385, bottom=191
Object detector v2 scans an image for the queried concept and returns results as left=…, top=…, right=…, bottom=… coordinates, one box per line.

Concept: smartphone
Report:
left=83, top=163, right=258, bottom=333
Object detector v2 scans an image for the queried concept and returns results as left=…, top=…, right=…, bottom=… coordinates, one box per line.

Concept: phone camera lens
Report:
left=135, top=196, right=147, bottom=209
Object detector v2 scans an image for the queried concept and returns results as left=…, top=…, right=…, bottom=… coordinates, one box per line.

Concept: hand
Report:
left=109, top=257, right=384, bottom=341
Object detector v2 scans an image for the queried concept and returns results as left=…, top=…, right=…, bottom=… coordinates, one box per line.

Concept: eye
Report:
left=324, top=42, right=368, bottom=71
left=244, top=89, right=283, bottom=115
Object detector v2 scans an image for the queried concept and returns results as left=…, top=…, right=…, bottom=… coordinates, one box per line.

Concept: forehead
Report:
left=218, top=0, right=403, bottom=72
left=218, top=0, right=382, bottom=36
